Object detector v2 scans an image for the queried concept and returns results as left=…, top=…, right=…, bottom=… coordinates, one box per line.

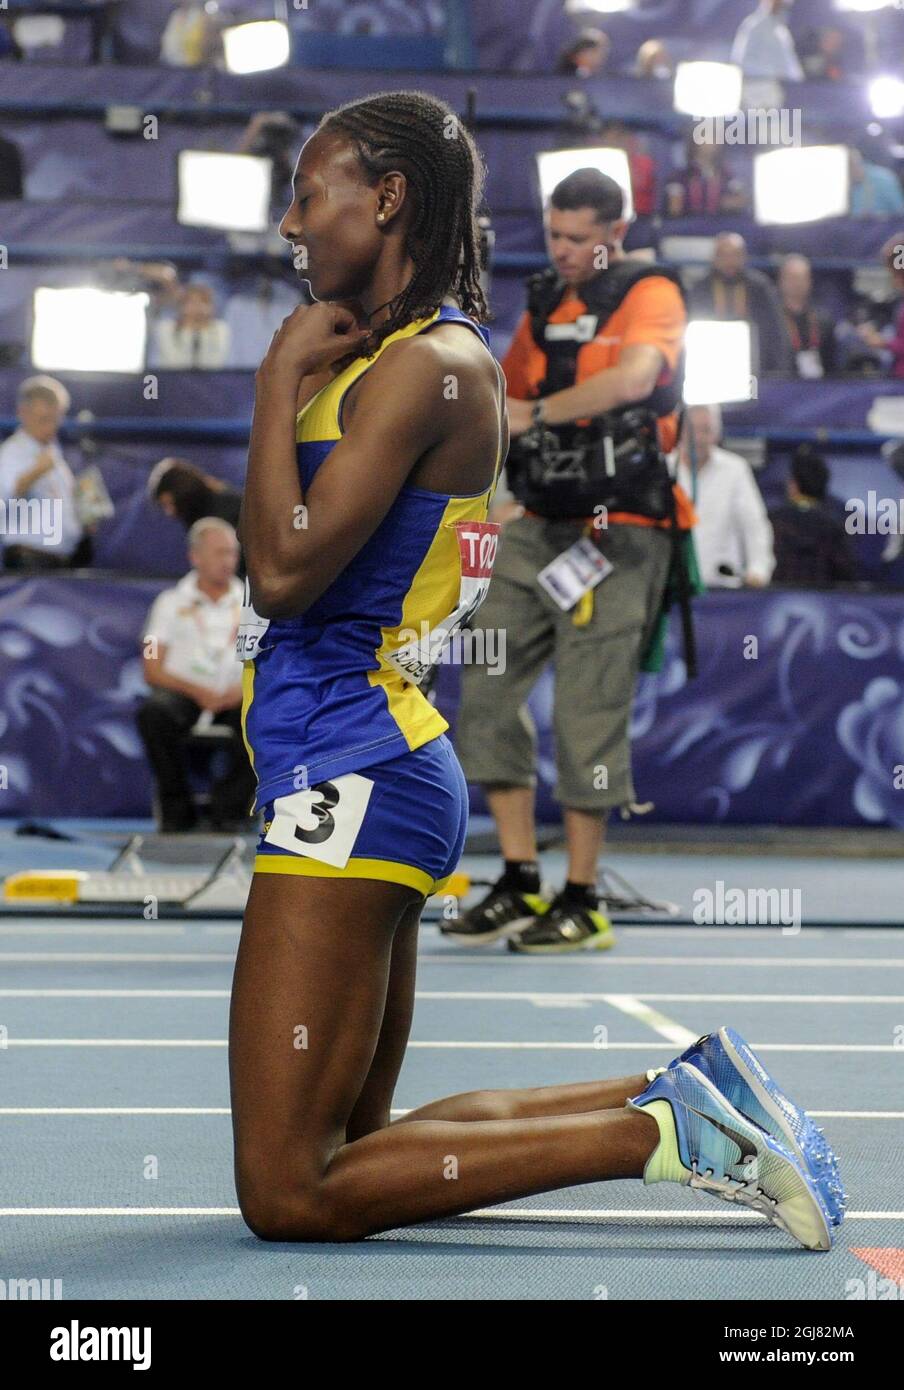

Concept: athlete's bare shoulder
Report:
left=343, top=318, right=500, bottom=431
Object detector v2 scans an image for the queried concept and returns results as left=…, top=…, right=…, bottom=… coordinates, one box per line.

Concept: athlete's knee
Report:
left=237, top=1165, right=363, bottom=1243
left=239, top=1185, right=352, bottom=1243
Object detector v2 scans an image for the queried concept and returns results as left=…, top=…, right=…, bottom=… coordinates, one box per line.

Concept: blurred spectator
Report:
left=160, top=0, right=220, bottom=67
left=769, top=448, right=857, bottom=586
left=0, top=375, right=91, bottom=571
left=556, top=28, right=610, bottom=78
left=778, top=254, right=837, bottom=378
left=0, top=129, right=24, bottom=199
left=881, top=440, right=904, bottom=564
left=137, top=517, right=254, bottom=834
left=801, top=26, right=850, bottom=81
left=849, top=149, right=904, bottom=219
left=598, top=120, right=656, bottom=216
left=237, top=112, right=299, bottom=209
left=147, top=456, right=242, bottom=533
left=221, top=268, right=306, bottom=368
left=674, top=404, right=775, bottom=588
left=731, top=0, right=803, bottom=82
left=688, top=232, right=792, bottom=373
left=665, top=134, right=747, bottom=217
left=852, top=233, right=904, bottom=378
left=635, top=39, right=673, bottom=80
left=109, top=256, right=180, bottom=305
left=154, top=283, right=231, bottom=369
left=0, top=17, right=23, bottom=60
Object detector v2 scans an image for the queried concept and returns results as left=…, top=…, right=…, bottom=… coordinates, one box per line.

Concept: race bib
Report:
left=537, top=536, right=614, bottom=612
left=385, top=520, right=501, bottom=684
left=263, top=773, right=374, bottom=868
left=236, top=577, right=270, bottom=661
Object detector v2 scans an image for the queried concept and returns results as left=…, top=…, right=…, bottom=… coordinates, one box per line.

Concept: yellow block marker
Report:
left=3, top=870, right=87, bottom=904
left=431, top=871, right=471, bottom=900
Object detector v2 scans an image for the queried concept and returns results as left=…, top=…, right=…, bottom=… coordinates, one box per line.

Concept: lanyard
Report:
left=785, top=309, right=819, bottom=354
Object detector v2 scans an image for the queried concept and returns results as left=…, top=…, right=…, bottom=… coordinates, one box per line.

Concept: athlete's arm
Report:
left=243, top=329, right=461, bottom=619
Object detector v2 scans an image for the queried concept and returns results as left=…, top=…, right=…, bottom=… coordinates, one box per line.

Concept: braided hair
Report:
left=318, top=90, right=489, bottom=354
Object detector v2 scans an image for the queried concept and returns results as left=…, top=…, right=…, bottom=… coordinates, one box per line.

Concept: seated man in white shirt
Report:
left=137, top=517, right=254, bottom=833
left=0, top=375, right=89, bottom=570
left=675, top=404, right=775, bottom=588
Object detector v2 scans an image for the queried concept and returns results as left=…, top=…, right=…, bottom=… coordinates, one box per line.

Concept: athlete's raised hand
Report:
left=260, top=302, right=370, bottom=380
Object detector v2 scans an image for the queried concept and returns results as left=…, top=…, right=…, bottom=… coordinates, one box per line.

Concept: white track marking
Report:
left=417, top=955, right=904, bottom=968
left=417, top=991, right=904, bottom=1004
left=0, top=1207, right=899, bottom=1223
left=0, top=953, right=235, bottom=963
left=0, top=1108, right=230, bottom=1115
left=0, top=925, right=186, bottom=937
left=0, top=1107, right=900, bottom=1119
left=0, top=989, right=230, bottom=998
left=603, top=995, right=698, bottom=1047
left=2, top=1038, right=902, bottom=1051
left=5, top=952, right=904, bottom=967
left=1, top=988, right=903, bottom=1004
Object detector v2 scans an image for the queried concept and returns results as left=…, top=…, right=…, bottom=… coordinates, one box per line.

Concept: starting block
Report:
left=2, top=835, right=253, bottom=916
left=1, top=842, right=680, bottom=921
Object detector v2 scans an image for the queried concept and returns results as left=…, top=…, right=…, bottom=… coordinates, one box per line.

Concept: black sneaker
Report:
left=508, top=892, right=616, bottom=955
left=439, top=873, right=551, bottom=945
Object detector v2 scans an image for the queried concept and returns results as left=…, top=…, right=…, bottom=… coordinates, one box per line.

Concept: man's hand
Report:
left=210, top=684, right=244, bottom=714
left=744, top=573, right=767, bottom=589
left=14, top=449, right=56, bottom=495
left=259, top=303, right=370, bottom=383
left=489, top=498, right=524, bottom=527
left=856, top=323, right=885, bottom=351
left=507, top=398, right=534, bottom=437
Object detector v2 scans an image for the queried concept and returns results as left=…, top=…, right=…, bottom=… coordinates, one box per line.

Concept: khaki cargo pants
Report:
left=455, top=514, right=672, bottom=812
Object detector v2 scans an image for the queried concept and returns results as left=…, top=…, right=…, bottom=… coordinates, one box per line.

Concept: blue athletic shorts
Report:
left=254, top=733, right=469, bottom=898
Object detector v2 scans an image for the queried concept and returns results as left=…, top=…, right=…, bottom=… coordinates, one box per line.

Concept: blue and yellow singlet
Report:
left=239, top=303, right=503, bottom=811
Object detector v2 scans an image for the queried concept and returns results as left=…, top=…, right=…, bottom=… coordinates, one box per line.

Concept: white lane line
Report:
left=603, top=995, right=697, bottom=1047
left=417, top=956, right=904, bottom=968
left=2, top=1038, right=902, bottom=1052
left=0, top=1207, right=899, bottom=1223
left=1, top=988, right=903, bottom=1005
left=614, top=928, right=831, bottom=939
left=0, top=925, right=187, bottom=937
left=0, top=989, right=230, bottom=998
left=5, top=952, right=904, bottom=967
left=0, top=953, right=235, bottom=963
left=417, top=991, right=904, bottom=1004
left=844, top=931, right=904, bottom=939
left=0, top=1107, right=900, bottom=1119
left=0, top=1108, right=230, bottom=1115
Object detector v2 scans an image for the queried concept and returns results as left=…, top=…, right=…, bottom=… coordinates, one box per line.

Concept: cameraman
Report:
left=451, top=169, right=691, bottom=954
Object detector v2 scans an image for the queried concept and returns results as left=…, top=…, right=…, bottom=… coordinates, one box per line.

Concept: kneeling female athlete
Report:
left=232, top=91, right=843, bottom=1248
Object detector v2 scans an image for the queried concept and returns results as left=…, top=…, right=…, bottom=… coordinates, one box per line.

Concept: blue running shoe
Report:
left=629, top=1061, right=833, bottom=1251
left=670, top=1027, right=846, bottom=1228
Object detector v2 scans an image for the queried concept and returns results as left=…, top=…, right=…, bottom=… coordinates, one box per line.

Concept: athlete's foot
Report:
left=668, top=1027, right=846, bottom=1227
left=628, top=1061, right=833, bottom=1251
